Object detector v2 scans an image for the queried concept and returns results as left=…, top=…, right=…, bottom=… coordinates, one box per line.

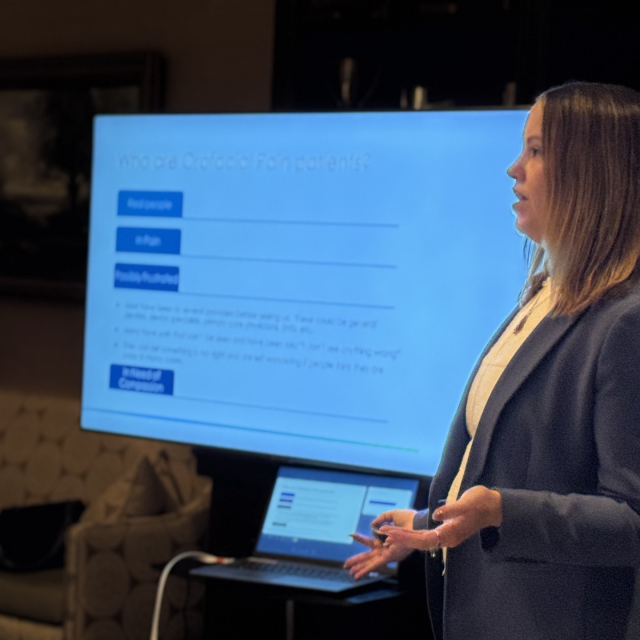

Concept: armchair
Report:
left=0, top=391, right=212, bottom=640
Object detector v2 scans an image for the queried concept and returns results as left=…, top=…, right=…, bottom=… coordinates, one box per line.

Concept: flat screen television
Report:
left=81, top=109, right=528, bottom=477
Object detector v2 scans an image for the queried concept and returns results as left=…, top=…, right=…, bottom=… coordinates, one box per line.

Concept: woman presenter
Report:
left=345, top=82, right=640, bottom=640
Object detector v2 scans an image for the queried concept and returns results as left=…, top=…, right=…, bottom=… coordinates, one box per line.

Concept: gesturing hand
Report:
left=344, top=509, right=416, bottom=580
left=380, top=486, right=503, bottom=551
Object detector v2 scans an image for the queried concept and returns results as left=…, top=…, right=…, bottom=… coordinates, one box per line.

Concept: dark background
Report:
left=273, top=0, right=640, bottom=110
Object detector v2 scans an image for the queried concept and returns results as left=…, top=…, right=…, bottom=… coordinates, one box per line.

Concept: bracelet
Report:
left=430, top=528, right=441, bottom=558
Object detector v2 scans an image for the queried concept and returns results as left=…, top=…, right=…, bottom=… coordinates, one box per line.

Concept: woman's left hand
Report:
left=381, top=485, right=503, bottom=551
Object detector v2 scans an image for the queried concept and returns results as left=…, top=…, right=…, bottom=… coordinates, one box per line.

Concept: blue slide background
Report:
left=82, top=110, right=528, bottom=476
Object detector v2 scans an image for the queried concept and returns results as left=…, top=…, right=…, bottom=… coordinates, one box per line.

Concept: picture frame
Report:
left=0, top=52, right=165, bottom=300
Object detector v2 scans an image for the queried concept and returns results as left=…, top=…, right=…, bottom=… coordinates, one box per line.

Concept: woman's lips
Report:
left=513, top=191, right=527, bottom=211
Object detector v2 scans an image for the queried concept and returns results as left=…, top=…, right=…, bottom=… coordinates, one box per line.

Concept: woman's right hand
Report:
left=344, top=509, right=417, bottom=580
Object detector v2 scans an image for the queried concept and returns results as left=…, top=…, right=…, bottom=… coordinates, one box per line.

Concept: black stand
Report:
left=194, top=575, right=432, bottom=640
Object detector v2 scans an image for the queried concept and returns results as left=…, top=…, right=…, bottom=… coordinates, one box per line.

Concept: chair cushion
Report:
left=0, top=569, right=65, bottom=624
left=80, top=454, right=177, bottom=523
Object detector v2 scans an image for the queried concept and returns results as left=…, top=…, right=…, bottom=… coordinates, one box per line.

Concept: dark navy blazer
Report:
left=415, top=282, right=640, bottom=640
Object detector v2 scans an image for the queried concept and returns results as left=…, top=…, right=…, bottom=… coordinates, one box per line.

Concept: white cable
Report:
left=150, top=550, right=226, bottom=640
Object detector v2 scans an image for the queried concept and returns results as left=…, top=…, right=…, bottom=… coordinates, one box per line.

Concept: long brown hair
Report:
left=521, top=82, right=640, bottom=315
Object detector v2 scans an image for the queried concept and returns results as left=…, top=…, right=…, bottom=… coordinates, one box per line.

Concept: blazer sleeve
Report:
left=482, top=305, right=640, bottom=566
left=414, top=509, right=430, bottom=530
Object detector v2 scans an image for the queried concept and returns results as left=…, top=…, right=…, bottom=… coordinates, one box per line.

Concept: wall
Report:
left=0, top=298, right=84, bottom=397
left=0, top=0, right=276, bottom=399
left=0, top=0, right=275, bottom=112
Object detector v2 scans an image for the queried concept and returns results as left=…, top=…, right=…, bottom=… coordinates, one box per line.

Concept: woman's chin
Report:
left=515, top=216, right=542, bottom=244
left=515, top=215, right=530, bottom=237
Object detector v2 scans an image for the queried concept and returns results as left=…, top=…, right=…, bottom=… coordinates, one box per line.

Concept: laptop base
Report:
left=192, top=557, right=389, bottom=593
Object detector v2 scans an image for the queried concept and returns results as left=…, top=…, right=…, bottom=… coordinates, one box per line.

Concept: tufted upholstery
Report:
left=0, top=391, right=212, bottom=640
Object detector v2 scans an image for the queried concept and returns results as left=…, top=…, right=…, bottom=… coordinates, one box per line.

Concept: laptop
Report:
left=192, top=465, right=420, bottom=593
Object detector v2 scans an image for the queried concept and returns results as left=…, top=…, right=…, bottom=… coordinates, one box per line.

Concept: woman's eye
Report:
left=531, top=147, right=542, bottom=157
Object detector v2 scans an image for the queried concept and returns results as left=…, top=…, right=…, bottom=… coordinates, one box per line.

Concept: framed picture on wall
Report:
left=0, top=53, right=165, bottom=300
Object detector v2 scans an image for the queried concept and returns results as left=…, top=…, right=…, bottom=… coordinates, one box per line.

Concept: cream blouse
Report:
left=443, top=280, right=553, bottom=552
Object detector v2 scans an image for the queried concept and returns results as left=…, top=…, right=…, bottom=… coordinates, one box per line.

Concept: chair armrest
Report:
left=64, top=480, right=211, bottom=640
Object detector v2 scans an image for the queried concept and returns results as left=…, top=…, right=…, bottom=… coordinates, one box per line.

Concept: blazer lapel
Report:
left=429, top=306, right=520, bottom=509
left=460, top=310, right=585, bottom=491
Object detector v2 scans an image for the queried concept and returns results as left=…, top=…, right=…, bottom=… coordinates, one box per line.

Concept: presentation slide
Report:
left=81, top=110, right=528, bottom=475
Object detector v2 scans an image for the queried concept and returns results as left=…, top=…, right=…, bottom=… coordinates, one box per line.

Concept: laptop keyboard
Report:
left=238, top=560, right=356, bottom=583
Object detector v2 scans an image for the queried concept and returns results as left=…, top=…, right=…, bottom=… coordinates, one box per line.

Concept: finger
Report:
left=353, top=566, right=374, bottom=580
left=371, top=511, right=395, bottom=527
left=347, top=555, right=377, bottom=578
left=433, top=516, right=483, bottom=549
left=346, top=547, right=391, bottom=577
left=433, top=501, right=469, bottom=521
left=350, top=533, right=379, bottom=549
left=432, top=505, right=455, bottom=521
left=344, top=556, right=364, bottom=570
left=385, top=527, right=433, bottom=544
left=348, top=560, right=368, bottom=577
left=344, top=551, right=373, bottom=569
left=352, top=558, right=383, bottom=580
left=423, top=516, right=481, bottom=550
left=384, top=527, right=438, bottom=551
left=433, top=487, right=485, bottom=521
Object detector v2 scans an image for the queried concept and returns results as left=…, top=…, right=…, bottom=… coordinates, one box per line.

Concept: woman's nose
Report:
left=507, top=157, right=522, bottom=180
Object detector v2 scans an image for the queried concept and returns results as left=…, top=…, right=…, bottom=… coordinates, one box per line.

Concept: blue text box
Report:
left=110, top=364, right=174, bottom=395
left=118, top=191, right=183, bottom=217
left=116, top=228, right=181, bottom=254
left=114, top=263, right=179, bottom=291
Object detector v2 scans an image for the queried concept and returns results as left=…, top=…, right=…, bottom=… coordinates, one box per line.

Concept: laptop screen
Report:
left=255, top=466, right=420, bottom=564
